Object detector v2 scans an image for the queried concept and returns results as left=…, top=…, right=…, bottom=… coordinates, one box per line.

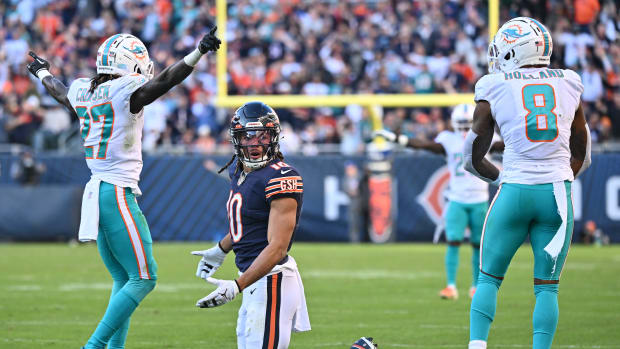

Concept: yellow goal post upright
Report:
left=214, top=0, right=499, bottom=131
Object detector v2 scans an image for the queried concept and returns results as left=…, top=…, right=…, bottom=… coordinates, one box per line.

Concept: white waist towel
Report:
left=78, top=178, right=101, bottom=242
left=544, top=181, right=569, bottom=272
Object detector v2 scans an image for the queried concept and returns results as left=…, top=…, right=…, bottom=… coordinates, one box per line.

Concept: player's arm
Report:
left=373, top=129, right=446, bottom=154
left=236, top=197, right=297, bottom=291
left=490, top=140, right=504, bottom=153
left=569, top=102, right=591, bottom=177
left=196, top=197, right=297, bottom=308
left=26, top=52, right=78, bottom=119
left=463, top=100, right=501, bottom=184
left=129, top=27, right=220, bottom=113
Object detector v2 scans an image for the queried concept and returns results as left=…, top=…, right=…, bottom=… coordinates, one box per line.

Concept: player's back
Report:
left=475, top=67, right=583, bottom=184
left=67, top=74, right=148, bottom=190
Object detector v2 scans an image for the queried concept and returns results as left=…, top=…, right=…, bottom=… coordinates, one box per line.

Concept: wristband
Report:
left=36, top=69, right=52, bottom=80
left=217, top=241, right=230, bottom=254
left=234, top=279, right=242, bottom=292
left=183, top=48, right=203, bottom=67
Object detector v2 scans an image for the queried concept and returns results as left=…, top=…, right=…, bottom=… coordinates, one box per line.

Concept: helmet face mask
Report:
left=487, top=17, right=552, bottom=73
left=97, top=34, right=154, bottom=80
left=230, top=102, right=281, bottom=170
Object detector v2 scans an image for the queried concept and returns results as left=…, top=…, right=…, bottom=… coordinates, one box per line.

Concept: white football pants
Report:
left=236, top=256, right=311, bottom=349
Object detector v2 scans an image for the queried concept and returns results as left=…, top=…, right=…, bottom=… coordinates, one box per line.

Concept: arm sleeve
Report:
left=474, top=75, right=494, bottom=103
left=563, top=69, right=584, bottom=105
left=265, top=168, right=303, bottom=205
left=114, top=74, right=149, bottom=115
left=434, top=130, right=449, bottom=145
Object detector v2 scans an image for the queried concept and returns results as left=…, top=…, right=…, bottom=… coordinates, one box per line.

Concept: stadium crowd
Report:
left=0, top=0, right=618, bottom=155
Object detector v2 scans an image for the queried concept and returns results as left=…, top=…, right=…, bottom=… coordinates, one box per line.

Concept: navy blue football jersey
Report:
left=227, top=159, right=303, bottom=272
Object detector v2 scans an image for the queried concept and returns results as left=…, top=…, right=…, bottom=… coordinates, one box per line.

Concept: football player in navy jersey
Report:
left=191, top=101, right=310, bottom=348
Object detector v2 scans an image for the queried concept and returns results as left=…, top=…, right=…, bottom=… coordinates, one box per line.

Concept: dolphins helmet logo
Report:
left=501, top=24, right=530, bottom=44
left=124, top=41, right=147, bottom=60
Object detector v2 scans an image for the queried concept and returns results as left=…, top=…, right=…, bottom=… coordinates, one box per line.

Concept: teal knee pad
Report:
left=124, top=279, right=157, bottom=303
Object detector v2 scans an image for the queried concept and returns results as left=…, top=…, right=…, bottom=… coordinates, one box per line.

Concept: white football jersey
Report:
left=475, top=67, right=583, bottom=184
left=67, top=74, right=148, bottom=193
left=435, top=130, right=490, bottom=204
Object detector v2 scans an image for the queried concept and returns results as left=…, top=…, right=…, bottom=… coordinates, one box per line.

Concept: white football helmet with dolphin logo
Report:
left=487, top=17, right=553, bottom=73
left=96, top=34, right=154, bottom=79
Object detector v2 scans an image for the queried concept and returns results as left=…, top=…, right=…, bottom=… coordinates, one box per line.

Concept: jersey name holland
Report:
left=475, top=67, right=583, bottom=184
left=435, top=130, right=489, bottom=204
left=67, top=74, right=148, bottom=191
left=228, top=159, right=303, bottom=272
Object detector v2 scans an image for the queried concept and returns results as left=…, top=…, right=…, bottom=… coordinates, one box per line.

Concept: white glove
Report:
left=191, top=244, right=228, bottom=280
left=373, top=129, right=408, bottom=146
left=196, top=277, right=240, bottom=308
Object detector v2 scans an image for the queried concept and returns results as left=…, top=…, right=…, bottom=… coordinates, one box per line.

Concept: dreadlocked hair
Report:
left=89, top=73, right=120, bottom=93
left=217, top=150, right=285, bottom=175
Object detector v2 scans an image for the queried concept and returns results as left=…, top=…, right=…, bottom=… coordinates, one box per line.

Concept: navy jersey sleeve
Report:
left=264, top=164, right=303, bottom=205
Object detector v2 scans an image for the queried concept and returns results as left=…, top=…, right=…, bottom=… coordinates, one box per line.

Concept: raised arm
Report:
left=463, top=100, right=501, bottom=184
left=373, top=129, right=446, bottom=154
left=26, top=52, right=78, bottom=119
left=569, top=102, right=591, bottom=177
left=129, top=27, right=221, bottom=113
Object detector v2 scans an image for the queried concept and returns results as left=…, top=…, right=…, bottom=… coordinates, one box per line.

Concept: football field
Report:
left=1, top=243, right=619, bottom=348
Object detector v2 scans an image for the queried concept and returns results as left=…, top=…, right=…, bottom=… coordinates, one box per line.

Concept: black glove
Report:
left=198, top=26, right=221, bottom=54
left=27, top=51, right=51, bottom=78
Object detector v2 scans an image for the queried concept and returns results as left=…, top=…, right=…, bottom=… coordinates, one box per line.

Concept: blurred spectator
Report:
left=343, top=161, right=369, bottom=243
left=10, top=150, right=46, bottom=186
left=0, top=0, right=618, bottom=155
left=581, top=220, right=610, bottom=246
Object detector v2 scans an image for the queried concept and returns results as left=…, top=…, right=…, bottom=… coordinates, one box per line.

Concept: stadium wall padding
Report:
left=0, top=154, right=618, bottom=242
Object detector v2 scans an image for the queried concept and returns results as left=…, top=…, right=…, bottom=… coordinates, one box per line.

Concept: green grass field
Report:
left=1, top=243, right=619, bottom=348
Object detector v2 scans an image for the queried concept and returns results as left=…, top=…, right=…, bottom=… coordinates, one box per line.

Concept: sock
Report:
left=469, top=339, right=487, bottom=349
left=85, top=279, right=156, bottom=349
left=471, top=246, right=480, bottom=287
left=108, top=279, right=130, bottom=349
left=445, top=244, right=460, bottom=286
left=470, top=273, right=502, bottom=341
left=533, top=284, right=559, bottom=349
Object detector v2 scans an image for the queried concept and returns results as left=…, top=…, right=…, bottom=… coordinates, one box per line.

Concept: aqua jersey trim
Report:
left=102, top=34, right=121, bottom=66
left=529, top=18, right=550, bottom=57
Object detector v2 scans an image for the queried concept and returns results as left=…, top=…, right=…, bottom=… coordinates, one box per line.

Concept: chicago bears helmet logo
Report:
left=501, top=24, right=530, bottom=44
left=416, top=166, right=450, bottom=226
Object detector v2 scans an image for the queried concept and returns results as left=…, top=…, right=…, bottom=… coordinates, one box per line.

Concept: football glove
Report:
left=191, top=243, right=228, bottom=280
left=27, top=51, right=51, bottom=79
left=351, top=337, right=378, bottom=349
left=372, top=129, right=408, bottom=146
left=196, top=277, right=240, bottom=308
left=198, top=26, right=221, bottom=54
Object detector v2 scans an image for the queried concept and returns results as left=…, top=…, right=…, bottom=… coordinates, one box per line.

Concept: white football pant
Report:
left=236, top=256, right=310, bottom=349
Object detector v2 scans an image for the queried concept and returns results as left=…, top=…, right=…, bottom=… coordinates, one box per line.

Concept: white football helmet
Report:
left=451, top=103, right=475, bottom=132
left=487, top=17, right=552, bottom=73
left=96, top=34, right=154, bottom=79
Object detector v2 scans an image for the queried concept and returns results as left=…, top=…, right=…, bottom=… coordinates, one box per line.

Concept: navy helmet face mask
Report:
left=230, top=101, right=281, bottom=170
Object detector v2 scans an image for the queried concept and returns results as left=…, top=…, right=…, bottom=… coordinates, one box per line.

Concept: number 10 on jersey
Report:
left=227, top=191, right=243, bottom=242
left=522, top=84, right=558, bottom=142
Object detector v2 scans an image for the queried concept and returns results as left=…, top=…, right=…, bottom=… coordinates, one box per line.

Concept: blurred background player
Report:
left=27, top=28, right=220, bottom=349
left=463, top=17, right=590, bottom=349
left=192, top=102, right=310, bottom=348
left=374, top=104, right=503, bottom=300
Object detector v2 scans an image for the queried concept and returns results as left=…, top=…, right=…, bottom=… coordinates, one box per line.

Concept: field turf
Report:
left=1, top=243, right=619, bottom=348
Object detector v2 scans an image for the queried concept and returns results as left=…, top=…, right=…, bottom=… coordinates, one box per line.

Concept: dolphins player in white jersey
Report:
left=27, top=28, right=220, bottom=349
left=463, top=17, right=590, bottom=349
left=375, top=105, right=502, bottom=300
